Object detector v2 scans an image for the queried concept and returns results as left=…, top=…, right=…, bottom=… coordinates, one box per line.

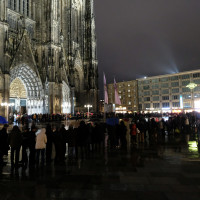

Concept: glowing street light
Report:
left=84, top=104, right=92, bottom=118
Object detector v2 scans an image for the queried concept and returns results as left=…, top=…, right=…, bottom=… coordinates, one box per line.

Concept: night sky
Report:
left=94, top=0, right=200, bottom=95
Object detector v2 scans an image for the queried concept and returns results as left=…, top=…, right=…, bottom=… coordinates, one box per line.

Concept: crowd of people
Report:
left=0, top=112, right=200, bottom=169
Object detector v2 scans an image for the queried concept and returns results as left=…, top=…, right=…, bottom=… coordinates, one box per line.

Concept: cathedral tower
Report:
left=0, top=0, right=98, bottom=117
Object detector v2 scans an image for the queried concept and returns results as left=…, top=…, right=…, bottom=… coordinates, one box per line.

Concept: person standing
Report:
left=35, top=128, right=47, bottom=166
left=0, top=124, right=9, bottom=166
left=8, top=126, right=23, bottom=168
left=29, top=125, right=37, bottom=166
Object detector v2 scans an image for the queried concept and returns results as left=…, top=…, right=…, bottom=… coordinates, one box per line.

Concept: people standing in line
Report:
left=0, top=124, right=9, bottom=166
left=8, top=126, right=23, bottom=168
left=35, top=128, right=47, bottom=166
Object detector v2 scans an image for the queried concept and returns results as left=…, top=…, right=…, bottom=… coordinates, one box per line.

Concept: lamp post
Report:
left=84, top=104, right=92, bottom=118
left=1, top=102, right=15, bottom=121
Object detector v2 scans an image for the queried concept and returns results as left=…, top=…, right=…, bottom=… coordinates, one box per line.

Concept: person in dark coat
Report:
left=8, top=126, right=23, bottom=168
left=76, top=121, right=89, bottom=158
left=118, top=121, right=127, bottom=150
left=0, top=124, right=9, bottom=166
left=53, top=126, right=63, bottom=164
left=45, top=124, right=53, bottom=164
left=66, top=125, right=76, bottom=159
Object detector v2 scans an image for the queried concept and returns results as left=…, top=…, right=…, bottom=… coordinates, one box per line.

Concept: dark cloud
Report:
left=94, top=0, right=200, bottom=97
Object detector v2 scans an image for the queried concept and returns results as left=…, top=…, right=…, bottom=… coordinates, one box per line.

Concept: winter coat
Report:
left=8, top=129, right=23, bottom=149
left=35, top=128, right=47, bottom=149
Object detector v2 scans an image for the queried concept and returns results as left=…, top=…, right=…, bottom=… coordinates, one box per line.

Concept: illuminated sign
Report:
left=186, top=83, right=197, bottom=90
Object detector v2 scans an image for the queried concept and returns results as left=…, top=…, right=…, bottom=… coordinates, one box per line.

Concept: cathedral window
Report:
left=27, top=0, right=29, bottom=16
left=14, top=0, right=16, bottom=10
left=19, top=0, right=21, bottom=12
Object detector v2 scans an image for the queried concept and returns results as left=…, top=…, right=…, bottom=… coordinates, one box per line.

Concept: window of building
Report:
left=194, top=87, right=200, bottom=92
left=172, top=88, right=179, bottom=93
left=182, top=80, right=190, bottom=86
left=172, top=102, right=180, bottom=107
left=194, top=79, right=200, bottom=84
left=194, top=93, right=200, bottom=98
left=162, top=89, right=169, bottom=94
left=144, top=97, right=150, bottom=101
left=184, top=102, right=191, bottom=108
left=171, top=76, right=178, bottom=81
left=183, top=94, right=191, bottom=99
left=182, top=74, right=190, bottom=79
left=144, top=103, right=150, bottom=109
left=139, top=104, right=142, bottom=110
left=128, top=94, right=131, bottom=98
left=162, top=96, right=169, bottom=100
left=153, top=103, right=160, bottom=108
left=153, top=96, right=159, bottom=101
left=162, top=102, right=170, bottom=108
left=171, top=82, right=179, bottom=87
left=182, top=87, right=190, bottom=93
left=144, top=91, right=150, bottom=96
left=138, top=91, right=143, bottom=96
left=138, top=81, right=142, bottom=86
left=128, top=101, right=132, bottom=105
left=143, top=80, right=150, bottom=84
left=152, top=84, right=159, bottom=89
left=143, top=85, right=150, bottom=90
left=152, top=79, right=159, bottom=83
left=152, top=90, right=159, bottom=95
left=172, top=95, right=179, bottom=100
left=139, top=98, right=142, bottom=103
left=160, top=77, right=169, bottom=82
left=193, top=73, right=200, bottom=78
left=161, top=83, right=169, bottom=88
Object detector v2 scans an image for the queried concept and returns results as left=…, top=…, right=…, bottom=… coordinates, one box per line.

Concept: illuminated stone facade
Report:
left=0, top=0, right=98, bottom=116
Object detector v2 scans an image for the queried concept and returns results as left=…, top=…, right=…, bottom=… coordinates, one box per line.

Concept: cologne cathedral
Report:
left=0, top=0, right=98, bottom=117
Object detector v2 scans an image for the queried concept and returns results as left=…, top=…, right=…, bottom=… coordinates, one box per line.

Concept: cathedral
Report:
left=0, top=0, right=99, bottom=117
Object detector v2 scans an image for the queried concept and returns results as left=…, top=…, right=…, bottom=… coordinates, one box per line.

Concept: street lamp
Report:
left=84, top=104, right=92, bottom=118
left=1, top=102, right=15, bottom=121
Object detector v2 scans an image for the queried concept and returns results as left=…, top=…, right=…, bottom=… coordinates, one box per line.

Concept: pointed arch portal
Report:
left=10, top=64, right=44, bottom=115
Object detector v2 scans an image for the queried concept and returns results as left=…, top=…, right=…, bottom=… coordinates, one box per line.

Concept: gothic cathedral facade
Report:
left=0, top=0, right=98, bottom=117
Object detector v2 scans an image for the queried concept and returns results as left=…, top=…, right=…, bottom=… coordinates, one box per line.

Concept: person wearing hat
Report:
left=0, top=124, right=9, bottom=166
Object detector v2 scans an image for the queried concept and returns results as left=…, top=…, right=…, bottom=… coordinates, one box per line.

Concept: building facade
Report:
left=137, top=70, right=200, bottom=113
left=107, top=80, right=138, bottom=113
left=0, top=0, right=98, bottom=117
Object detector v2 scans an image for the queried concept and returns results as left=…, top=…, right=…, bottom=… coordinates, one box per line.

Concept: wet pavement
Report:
left=1, top=125, right=200, bottom=200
